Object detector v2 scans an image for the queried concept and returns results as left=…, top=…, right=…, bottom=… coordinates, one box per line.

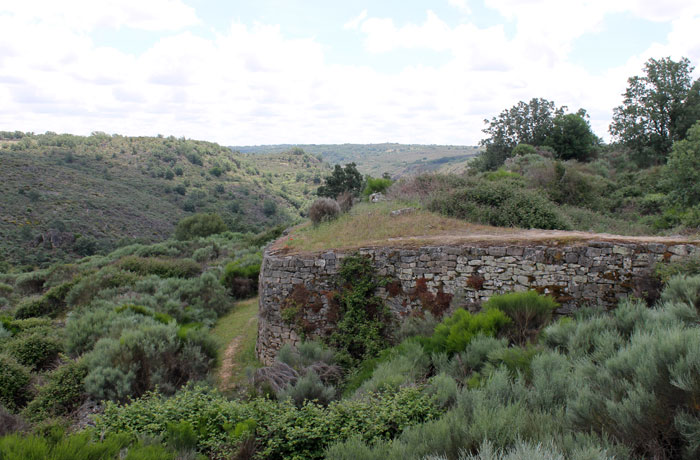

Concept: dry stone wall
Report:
left=256, top=241, right=699, bottom=365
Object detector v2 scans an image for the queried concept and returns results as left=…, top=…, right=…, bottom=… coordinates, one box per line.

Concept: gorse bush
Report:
left=427, top=179, right=569, bottom=230
left=117, top=256, right=201, bottom=278
left=308, top=198, right=341, bottom=225
left=174, top=213, right=227, bottom=240
left=421, top=308, right=510, bottom=354
left=482, top=291, right=559, bottom=344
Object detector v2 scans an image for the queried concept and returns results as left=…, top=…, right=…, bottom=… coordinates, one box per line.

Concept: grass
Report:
left=210, top=297, right=260, bottom=390
left=274, top=201, right=698, bottom=253
left=276, top=202, right=517, bottom=252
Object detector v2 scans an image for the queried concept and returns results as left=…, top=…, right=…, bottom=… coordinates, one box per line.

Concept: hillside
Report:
left=0, top=132, right=331, bottom=268
left=231, top=143, right=480, bottom=177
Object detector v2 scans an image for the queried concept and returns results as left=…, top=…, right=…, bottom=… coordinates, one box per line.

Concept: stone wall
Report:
left=256, top=241, right=699, bottom=365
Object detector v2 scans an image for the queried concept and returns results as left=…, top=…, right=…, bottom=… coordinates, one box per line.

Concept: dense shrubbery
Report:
left=95, top=384, right=443, bottom=460
left=322, top=276, right=700, bottom=460
left=174, top=213, right=227, bottom=240
left=0, top=355, right=30, bottom=412
left=220, top=252, right=262, bottom=299
left=482, top=290, right=558, bottom=344
left=308, top=198, right=341, bottom=225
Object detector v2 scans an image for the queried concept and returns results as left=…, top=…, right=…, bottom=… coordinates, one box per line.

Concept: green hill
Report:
left=0, top=132, right=331, bottom=268
left=231, top=143, right=480, bottom=177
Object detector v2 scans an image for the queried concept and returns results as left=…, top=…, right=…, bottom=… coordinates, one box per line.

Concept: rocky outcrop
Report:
left=256, top=241, right=699, bottom=365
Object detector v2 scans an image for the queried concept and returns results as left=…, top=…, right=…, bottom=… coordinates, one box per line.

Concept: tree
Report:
left=664, top=121, right=700, bottom=208
left=476, top=98, right=566, bottom=171
left=546, top=113, right=597, bottom=161
left=317, top=163, right=364, bottom=198
left=610, top=57, right=700, bottom=166
left=482, top=98, right=566, bottom=149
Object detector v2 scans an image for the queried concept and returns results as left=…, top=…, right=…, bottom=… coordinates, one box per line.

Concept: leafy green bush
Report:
left=13, top=279, right=78, bottom=319
left=481, top=290, right=559, bottom=344
left=23, top=360, right=88, bottom=422
left=328, top=254, right=391, bottom=367
left=354, top=340, right=430, bottom=396
left=118, top=256, right=201, bottom=278
left=421, top=308, right=510, bottom=354
left=5, top=331, right=62, bottom=370
left=362, top=176, right=393, bottom=197
left=656, top=257, right=700, bottom=284
left=428, top=179, right=569, bottom=230
left=95, top=384, right=443, bottom=460
left=220, top=253, right=262, bottom=298
left=0, top=355, right=30, bottom=412
left=174, top=213, right=227, bottom=240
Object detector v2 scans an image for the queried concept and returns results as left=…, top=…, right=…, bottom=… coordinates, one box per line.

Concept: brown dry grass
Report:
left=272, top=202, right=699, bottom=254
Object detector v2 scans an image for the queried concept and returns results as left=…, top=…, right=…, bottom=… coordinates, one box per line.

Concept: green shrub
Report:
left=165, top=420, right=198, bottom=451
left=308, top=198, right=341, bottom=225
left=23, top=360, right=88, bottom=422
left=481, top=290, right=559, bottom=344
left=0, top=355, right=30, bottom=412
left=118, top=256, right=201, bottom=278
left=362, top=176, right=393, bottom=197
left=174, top=213, right=227, bottom=240
left=5, top=331, right=62, bottom=370
left=660, top=274, right=700, bottom=309
left=428, top=179, right=569, bottom=230
left=220, top=253, right=262, bottom=298
left=13, top=279, right=77, bottom=319
left=83, top=322, right=214, bottom=401
left=656, top=258, right=700, bottom=284
left=278, top=371, right=336, bottom=407
left=354, top=340, right=430, bottom=396
left=421, top=308, right=510, bottom=354
left=483, top=169, right=522, bottom=181
left=95, top=384, right=442, bottom=460
left=327, top=254, right=391, bottom=367
left=640, top=193, right=667, bottom=215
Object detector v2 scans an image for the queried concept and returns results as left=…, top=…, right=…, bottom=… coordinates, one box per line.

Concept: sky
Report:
left=1, top=0, right=699, bottom=146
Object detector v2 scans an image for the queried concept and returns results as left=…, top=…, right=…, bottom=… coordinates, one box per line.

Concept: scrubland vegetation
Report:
left=1, top=56, right=700, bottom=459
left=0, top=131, right=329, bottom=269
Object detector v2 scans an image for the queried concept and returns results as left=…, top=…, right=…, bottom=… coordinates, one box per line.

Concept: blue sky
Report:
left=0, top=0, right=698, bottom=145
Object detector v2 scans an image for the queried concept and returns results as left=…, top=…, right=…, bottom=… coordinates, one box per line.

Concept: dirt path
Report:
left=218, top=316, right=256, bottom=391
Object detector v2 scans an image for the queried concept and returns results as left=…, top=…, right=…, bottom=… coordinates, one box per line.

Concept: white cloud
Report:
left=0, top=0, right=199, bottom=32
left=448, top=0, right=471, bottom=14
left=0, top=2, right=699, bottom=145
left=344, top=9, right=368, bottom=30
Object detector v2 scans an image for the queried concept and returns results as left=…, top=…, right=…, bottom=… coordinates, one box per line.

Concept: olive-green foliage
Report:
left=278, top=371, right=336, bottom=407
left=5, top=329, right=62, bottom=370
left=362, top=176, right=393, bottom=197
left=512, top=143, right=536, bottom=156
left=95, top=384, right=442, bottom=460
left=317, top=163, right=364, bottom=198
left=545, top=113, right=597, bottom=162
left=13, top=279, right=77, bottom=319
left=328, top=254, right=391, bottom=367
left=393, top=311, right=439, bottom=342
left=481, top=290, right=558, bottom=344
left=117, top=256, right=201, bottom=278
left=220, top=252, right=262, bottom=298
left=420, top=308, right=510, bottom=354
left=665, top=121, right=700, bottom=208
left=428, top=178, right=569, bottom=230
left=83, top=322, right=215, bottom=401
left=308, top=198, right=341, bottom=225
left=23, top=360, right=88, bottom=422
left=174, top=213, right=227, bottom=240
left=353, top=340, right=430, bottom=396
left=0, top=355, right=30, bottom=412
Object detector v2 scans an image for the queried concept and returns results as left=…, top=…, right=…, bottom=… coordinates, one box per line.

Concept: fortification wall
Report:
left=256, top=241, right=699, bottom=365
